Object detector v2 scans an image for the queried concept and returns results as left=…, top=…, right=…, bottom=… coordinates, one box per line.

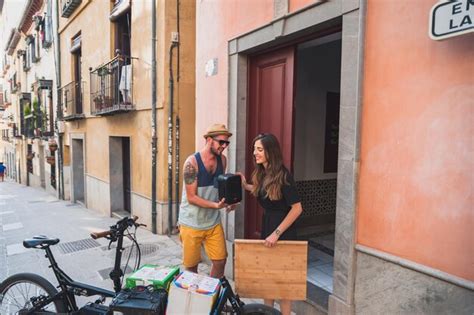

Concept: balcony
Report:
left=90, top=55, right=134, bottom=116
left=59, top=81, right=85, bottom=121
left=61, top=0, right=82, bottom=18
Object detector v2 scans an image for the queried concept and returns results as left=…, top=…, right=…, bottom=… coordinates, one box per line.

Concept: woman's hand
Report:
left=235, top=172, right=247, bottom=186
left=264, top=231, right=280, bottom=247
left=236, top=172, right=253, bottom=191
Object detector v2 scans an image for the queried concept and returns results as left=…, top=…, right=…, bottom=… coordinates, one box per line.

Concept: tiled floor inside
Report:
left=307, top=233, right=335, bottom=293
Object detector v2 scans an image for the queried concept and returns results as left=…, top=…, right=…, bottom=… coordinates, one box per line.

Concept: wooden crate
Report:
left=234, top=239, right=308, bottom=300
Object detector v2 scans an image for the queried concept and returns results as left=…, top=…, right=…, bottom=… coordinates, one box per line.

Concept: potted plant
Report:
left=93, top=95, right=104, bottom=111
left=23, top=102, right=32, bottom=118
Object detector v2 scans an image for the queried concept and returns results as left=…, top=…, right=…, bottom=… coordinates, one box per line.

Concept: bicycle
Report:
left=0, top=216, right=280, bottom=315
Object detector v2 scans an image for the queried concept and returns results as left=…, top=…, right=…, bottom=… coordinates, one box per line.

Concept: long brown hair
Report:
left=251, top=133, right=288, bottom=200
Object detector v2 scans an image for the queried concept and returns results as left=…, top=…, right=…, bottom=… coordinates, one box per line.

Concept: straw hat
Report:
left=203, top=124, right=232, bottom=138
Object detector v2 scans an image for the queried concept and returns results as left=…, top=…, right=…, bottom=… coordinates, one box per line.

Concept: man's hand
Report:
left=225, top=203, right=239, bottom=213
left=215, top=198, right=227, bottom=209
left=216, top=198, right=240, bottom=212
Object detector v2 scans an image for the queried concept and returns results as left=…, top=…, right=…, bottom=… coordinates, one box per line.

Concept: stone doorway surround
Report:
left=225, top=1, right=366, bottom=313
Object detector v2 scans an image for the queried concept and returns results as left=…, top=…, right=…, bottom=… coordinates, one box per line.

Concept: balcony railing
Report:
left=59, top=81, right=85, bottom=121
left=90, top=55, right=134, bottom=116
left=61, top=0, right=82, bottom=18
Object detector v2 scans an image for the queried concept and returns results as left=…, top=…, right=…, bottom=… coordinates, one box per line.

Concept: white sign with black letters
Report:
left=430, top=0, right=474, bottom=40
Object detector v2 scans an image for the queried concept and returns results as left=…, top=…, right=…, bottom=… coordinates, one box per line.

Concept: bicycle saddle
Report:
left=23, top=236, right=60, bottom=248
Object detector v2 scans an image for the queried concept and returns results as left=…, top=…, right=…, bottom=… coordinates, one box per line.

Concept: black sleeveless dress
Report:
left=257, top=169, right=301, bottom=240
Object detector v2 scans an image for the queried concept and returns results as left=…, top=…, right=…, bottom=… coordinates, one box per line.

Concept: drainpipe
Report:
left=168, top=42, right=177, bottom=236
left=53, top=0, right=64, bottom=200
left=151, top=0, right=157, bottom=234
left=174, top=116, right=180, bottom=231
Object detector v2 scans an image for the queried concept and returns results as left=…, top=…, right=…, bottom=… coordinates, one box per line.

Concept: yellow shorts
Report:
left=179, top=223, right=227, bottom=268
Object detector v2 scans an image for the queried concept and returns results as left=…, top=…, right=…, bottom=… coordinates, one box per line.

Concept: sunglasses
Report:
left=212, top=137, right=230, bottom=147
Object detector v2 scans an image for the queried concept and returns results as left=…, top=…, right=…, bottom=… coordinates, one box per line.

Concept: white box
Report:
left=166, top=271, right=221, bottom=315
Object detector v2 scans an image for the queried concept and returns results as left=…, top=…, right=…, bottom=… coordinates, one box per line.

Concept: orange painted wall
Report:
left=289, top=0, right=318, bottom=12
left=195, top=0, right=316, bottom=146
left=357, top=0, right=474, bottom=280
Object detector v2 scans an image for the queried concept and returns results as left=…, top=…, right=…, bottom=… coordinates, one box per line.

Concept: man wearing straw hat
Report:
left=178, top=123, right=236, bottom=278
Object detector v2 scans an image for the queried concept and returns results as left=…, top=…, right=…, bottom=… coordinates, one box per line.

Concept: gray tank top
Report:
left=178, top=153, right=223, bottom=230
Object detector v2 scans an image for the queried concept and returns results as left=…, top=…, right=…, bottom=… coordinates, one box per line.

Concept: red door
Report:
left=245, top=47, right=295, bottom=239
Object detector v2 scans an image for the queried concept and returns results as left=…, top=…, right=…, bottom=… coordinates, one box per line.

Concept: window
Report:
left=35, top=0, right=53, bottom=49
left=23, top=35, right=36, bottom=71
left=43, top=0, right=53, bottom=48
left=10, top=73, right=18, bottom=92
left=34, top=33, right=41, bottom=61
left=113, top=9, right=131, bottom=57
left=25, top=35, right=38, bottom=64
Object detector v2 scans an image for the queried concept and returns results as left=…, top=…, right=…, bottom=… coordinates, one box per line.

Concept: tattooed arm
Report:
left=183, top=156, right=226, bottom=209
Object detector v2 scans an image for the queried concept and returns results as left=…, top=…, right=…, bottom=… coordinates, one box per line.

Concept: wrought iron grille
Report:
left=58, top=81, right=84, bottom=120
left=90, top=55, right=134, bottom=116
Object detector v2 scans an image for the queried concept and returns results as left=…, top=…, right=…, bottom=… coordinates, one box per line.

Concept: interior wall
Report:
left=294, top=39, right=342, bottom=181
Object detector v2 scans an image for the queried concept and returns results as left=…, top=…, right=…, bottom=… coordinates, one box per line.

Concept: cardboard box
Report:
left=125, top=264, right=179, bottom=290
left=166, top=271, right=221, bottom=315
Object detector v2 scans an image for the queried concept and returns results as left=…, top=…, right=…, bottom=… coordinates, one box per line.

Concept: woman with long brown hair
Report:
left=239, top=133, right=303, bottom=315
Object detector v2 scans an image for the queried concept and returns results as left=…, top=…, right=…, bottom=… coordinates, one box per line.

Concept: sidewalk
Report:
left=0, top=179, right=210, bottom=294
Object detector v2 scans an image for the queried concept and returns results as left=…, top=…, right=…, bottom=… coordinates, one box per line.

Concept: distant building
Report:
left=0, top=0, right=58, bottom=192
left=57, top=0, right=195, bottom=234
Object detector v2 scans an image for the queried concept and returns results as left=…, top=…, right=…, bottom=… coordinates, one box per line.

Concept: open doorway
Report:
left=71, top=138, right=85, bottom=204
left=109, top=136, right=131, bottom=217
left=71, top=33, right=82, bottom=115
left=294, top=33, right=342, bottom=298
left=244, top=30, right=342, bottom=306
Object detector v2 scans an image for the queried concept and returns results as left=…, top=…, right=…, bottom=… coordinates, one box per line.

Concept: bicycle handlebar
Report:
left=90, top=230, right=111, bottom=239
left=90, top=216, right=140, bottom=239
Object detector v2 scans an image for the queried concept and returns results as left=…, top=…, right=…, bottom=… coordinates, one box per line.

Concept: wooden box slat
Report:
left=234, top=239, right=308, bottom=300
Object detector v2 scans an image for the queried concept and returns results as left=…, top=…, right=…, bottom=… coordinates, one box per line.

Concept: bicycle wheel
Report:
left=0, top=273, right=67, bottom=314
left=241, top=303, right=282, bottom=315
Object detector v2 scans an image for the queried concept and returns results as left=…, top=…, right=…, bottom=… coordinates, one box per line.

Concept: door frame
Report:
left=225, top=0, right=367, bottom=313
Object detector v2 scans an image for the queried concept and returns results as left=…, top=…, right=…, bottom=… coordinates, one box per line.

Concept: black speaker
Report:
left=217, top=173, right=242, bottom=204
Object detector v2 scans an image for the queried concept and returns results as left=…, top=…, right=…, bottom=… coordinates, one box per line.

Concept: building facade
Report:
left=1, top=0, right=59, bottom=194
left=195, top=0, right=473, bottom=314
left=57, top=0, right=195, bottom=234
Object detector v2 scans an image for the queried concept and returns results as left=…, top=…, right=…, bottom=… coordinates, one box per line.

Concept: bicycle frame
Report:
left=24, top=217, right=135, bottom=313
left=212, top=277, right=245, bottom=315
left=41, top=246, right=115, bottom=312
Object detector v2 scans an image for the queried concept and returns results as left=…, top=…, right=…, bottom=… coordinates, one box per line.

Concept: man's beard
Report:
left=211, top=146, right=221, bottom=156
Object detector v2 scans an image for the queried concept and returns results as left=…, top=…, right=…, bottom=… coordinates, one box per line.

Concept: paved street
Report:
left=0, top=179, right=212, bottom=306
